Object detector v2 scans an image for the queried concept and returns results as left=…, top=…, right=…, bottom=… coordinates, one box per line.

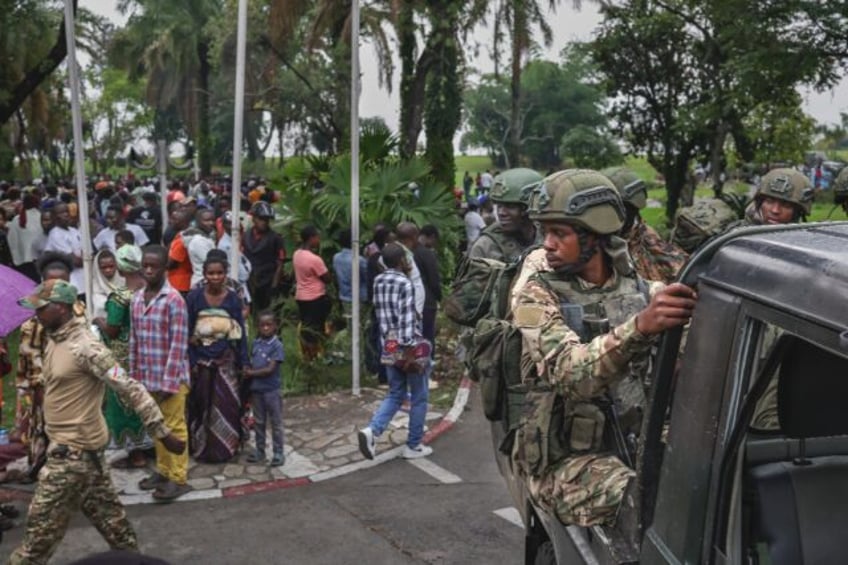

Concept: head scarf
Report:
left=116, top=244, right=143, bottom=273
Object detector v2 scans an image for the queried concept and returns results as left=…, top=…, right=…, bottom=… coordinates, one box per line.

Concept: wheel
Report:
left=534, top=540, right=557, bottom=565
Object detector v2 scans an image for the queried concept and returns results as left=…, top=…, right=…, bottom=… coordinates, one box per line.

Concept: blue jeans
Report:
left=368, top=364, right=430, bottom=448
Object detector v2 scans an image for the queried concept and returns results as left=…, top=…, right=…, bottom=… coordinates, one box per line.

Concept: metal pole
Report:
left=158, top=139, right=169, bottom=233
left=64, top=0, right=94, bottom=318
left=351, top=0, right=361, bottom=396
left=230, top=0, right=248, bottom=281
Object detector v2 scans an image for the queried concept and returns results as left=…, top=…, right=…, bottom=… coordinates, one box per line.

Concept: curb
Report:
left=104, top=376, right=473, bottom=504
left=217, top=375, right=473, bottom=499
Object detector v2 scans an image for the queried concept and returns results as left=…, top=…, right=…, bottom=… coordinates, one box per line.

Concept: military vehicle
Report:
left=493, top=222, right=848, bottom=564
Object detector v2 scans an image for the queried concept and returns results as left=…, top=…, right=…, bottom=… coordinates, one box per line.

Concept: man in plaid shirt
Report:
left=130, top=245, right=192, bottom=501
left=358, top=243, right=433, bottom=461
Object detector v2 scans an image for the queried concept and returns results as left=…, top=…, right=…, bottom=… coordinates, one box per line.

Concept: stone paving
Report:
left=0, top=386, right=445, bottom=503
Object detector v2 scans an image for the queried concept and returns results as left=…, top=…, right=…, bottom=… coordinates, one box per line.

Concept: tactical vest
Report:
left=477, top=224, right=539, bottom=263
left=513, top=269, right=650, bottom=479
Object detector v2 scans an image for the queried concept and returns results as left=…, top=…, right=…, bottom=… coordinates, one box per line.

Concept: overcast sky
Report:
left=86, top=0, right=848, bottom=133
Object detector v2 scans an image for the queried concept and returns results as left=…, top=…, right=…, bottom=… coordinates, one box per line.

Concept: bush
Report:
left=560, top=126, right=623, bottom=170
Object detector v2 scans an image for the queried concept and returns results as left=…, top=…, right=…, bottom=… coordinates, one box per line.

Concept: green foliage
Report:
left=462, top=45, right=608, bottom=168
left=592, top=0, right=844, bottom=221
left=560, top=126, right=623, bottom=170
left=742, top=95, right=816, bottom=166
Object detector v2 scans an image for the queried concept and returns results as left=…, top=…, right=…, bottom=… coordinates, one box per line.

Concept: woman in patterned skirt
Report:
left=186, top=250, right=248, bottom=462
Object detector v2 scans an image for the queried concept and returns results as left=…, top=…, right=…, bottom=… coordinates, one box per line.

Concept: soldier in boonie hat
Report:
left=19, top=279, right=78, bottom=310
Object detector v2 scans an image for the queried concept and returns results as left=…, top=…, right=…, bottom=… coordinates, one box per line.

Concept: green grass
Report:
left=454, top=155, right=495, bottom=188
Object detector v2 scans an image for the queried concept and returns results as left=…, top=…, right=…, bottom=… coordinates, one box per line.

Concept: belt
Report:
left=49, top=444, right=104, bottom=473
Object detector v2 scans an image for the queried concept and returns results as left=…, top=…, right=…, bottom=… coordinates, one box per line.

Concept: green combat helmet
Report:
left=601, top=167, right=648, bottom=210
left=527, top=169, right=625, bottom=234
left=490, top=168, right=544, bottom=205
left=755, top=168, right=814, bottom=217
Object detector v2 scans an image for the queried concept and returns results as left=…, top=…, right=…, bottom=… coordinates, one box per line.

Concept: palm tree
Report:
left=110, top=0, right=223, bottom=175
left=492, top=0, right=582, bottom=167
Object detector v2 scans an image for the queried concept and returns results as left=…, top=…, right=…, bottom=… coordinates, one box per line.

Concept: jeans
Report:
left=368, top=364, right=430, bottom=448
left=252, top=390, right=284, bottom=455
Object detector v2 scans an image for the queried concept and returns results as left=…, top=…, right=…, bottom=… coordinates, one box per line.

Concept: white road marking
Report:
left=493, top=506, right=525, bottom=529
left=407, top=458, right=463, bottom=484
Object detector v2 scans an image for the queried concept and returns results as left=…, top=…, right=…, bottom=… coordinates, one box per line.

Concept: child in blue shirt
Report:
left=244, top=310, right=285, bottom=466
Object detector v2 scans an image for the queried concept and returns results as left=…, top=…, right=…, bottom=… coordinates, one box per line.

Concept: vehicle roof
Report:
left=698, top=222, right=848, bottom=331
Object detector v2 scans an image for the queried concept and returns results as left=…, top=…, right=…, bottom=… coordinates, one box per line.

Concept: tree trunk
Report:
left=398, top=0, right=418, bottom=159
left=710, top=121, right=727, bottom=198
left=197, top=40, right=213, bottom=176
left=0, top=1, right=77, bottom=126
left=508, top=0, right=526, bottom=168
left=424, top=1, right=462, bottom=188
left=661, top=145, right=694, bottom=222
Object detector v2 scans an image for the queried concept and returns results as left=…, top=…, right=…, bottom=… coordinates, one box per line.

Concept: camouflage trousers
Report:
left=9, top=450, right=138, bottom=564
left=528, top=453, right=635, bottom=527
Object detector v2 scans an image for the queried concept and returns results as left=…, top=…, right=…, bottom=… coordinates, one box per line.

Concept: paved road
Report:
left=0, top=390, right=524, bottom=564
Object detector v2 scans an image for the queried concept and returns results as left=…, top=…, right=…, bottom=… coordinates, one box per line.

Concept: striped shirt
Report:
left=373, top=269, right=419, bottom=346
left=129, top=282, right=190, bottom=393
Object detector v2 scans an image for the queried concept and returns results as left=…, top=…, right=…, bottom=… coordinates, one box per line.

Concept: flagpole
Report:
left=351, top=0, right=361, bottom=396
left=230, top=0, right=248, bottom=282
left=63, top=0, right=93, bottom=318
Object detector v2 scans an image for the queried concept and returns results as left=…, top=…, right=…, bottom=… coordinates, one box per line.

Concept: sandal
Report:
left=152, top=481, right=192, bottom=502
left=129, top=450, right=148, bottom=468
left=138, top=473, right=166, bottom=491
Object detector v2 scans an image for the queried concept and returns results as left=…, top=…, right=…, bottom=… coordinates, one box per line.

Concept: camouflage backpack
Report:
left=444, top=254, right=524, bottom=327
left=671, top=198, right=739, bottom=253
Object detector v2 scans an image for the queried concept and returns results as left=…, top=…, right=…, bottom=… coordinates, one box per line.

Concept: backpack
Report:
left=444, top=255, right=519, bottom=327
left=671, top=198, right=739, bottom=253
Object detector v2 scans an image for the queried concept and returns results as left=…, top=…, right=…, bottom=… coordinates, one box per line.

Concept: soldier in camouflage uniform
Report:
left=602, top=167, right=688, bottom=284
left=467, top=168, right=544, bottom=263
left=10, top=280, right=186, bottom=565
left=509, top=170, right=696, bottom=531
left=731, top=168, right=813, bottom=228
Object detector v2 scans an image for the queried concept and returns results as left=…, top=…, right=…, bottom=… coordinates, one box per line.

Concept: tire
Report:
left=534, top=540, right=557, bottom=565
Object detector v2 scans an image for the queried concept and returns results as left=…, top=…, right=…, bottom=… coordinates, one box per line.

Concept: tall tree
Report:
left=593, top=0, right=843, bottom=219
left=110, top=0, right=223, bottom=175
left=491, top=0, right=565, bottom=167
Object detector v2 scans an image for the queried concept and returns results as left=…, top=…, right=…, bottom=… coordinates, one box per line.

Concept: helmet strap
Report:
left=552, top=226, right=602, bottom=275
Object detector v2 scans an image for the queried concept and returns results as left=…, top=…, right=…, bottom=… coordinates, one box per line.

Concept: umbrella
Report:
left=0, top=265, right=37, bottom=337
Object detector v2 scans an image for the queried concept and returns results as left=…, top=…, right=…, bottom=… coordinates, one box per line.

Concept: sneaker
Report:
left=270, top=453, right=285, bottom=467
left=402, top=444, right=433, bottom=459
left=246, top=450, right=266, bottom=464
left=358, top=427, right=376, bottom=460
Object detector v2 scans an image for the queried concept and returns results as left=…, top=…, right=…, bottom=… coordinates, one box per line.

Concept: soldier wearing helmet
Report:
left=467, top=168, right=544, bottom=263
left=742, top=168, right=813, bottom=226
left=602, top=167, right=687, bottom=284
left=508, top=169, right=696, bottom=540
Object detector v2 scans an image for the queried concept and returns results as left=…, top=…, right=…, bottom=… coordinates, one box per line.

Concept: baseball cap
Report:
left=19, top=279, right=78, bottom=309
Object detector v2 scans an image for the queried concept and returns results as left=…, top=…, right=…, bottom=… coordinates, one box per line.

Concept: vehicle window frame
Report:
left=709, top=300, right=848, bottom=562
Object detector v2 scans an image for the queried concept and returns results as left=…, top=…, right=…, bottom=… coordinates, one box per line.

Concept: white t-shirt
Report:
left=93, top=223, right=149, bottom=252
left=186, top=233, right=216, bottom=287
left=44, top=226, right=85, bottom=292
left=465, top=211, right=486, bottom=243
left=480, top=172, right=494, bottom=189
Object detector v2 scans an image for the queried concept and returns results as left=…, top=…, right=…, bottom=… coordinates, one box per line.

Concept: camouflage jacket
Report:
left=467, top=223, right=541, bottom=263
left=42, top=315, right=169, bottom=450
left=513, top=267, right=661, bottom=400
left=625, top=220, right=688, bottom=284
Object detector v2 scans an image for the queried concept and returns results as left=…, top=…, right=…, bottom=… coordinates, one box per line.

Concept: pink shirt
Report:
left=293, top=248, right=329, bottom=301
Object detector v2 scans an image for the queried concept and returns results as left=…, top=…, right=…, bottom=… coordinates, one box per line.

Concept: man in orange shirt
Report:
left=166, top=210, right=193, bottom=294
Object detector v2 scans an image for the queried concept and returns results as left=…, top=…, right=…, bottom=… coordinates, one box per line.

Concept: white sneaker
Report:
left=358, top=427, right=376, bottom=460
left=402, top=444, right=433, bottom=459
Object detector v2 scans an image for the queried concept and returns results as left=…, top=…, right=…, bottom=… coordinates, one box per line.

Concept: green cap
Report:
left=601, top=166, right=648, bottom=210
left=18, top=279, right=78, bottom=310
